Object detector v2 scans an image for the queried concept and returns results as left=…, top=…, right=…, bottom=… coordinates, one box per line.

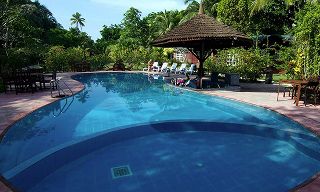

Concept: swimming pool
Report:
left=0, top=73, right=319, bottom=191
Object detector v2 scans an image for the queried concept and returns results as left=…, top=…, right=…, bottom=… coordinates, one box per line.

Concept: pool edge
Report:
left=0, top=71, right=319, bottom=192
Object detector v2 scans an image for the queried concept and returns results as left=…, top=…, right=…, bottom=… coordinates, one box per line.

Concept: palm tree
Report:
left=180, top=1, right=199, bottom=24
left=155, top=10, right=181, bottom=36
left=70, top=12, right=85, bottom=31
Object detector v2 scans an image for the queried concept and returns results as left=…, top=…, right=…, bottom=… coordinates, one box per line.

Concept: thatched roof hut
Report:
left=152, top=2, right=251, bottom=80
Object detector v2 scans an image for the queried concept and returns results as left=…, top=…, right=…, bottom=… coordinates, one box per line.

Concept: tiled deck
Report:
left=0, top=72, right=319, bottom=191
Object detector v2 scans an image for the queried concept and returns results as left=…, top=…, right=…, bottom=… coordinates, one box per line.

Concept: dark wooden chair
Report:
left=14, top=70, right=37, bottom=94
left=41, top=72, right=57, bottom=89
left=302, top=81, right=320, bottom=105
left=1, top=72, right=15, bottom=93
left=29, top=68, right=45, bottom=90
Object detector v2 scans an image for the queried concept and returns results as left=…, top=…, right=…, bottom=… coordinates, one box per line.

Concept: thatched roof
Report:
left=152, top=13, right=251, bottom=49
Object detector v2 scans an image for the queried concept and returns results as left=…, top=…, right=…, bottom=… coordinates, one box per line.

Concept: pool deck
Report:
left=0, top=71, right=319, bottom=192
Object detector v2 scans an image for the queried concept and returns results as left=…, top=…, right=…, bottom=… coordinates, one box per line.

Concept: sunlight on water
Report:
left=0, top=73, right=319, bottom=190
left=266, top=141, right=296, bottom=162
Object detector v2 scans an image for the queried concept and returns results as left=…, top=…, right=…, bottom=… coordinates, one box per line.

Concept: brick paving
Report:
left=0, top=72, right=319, bottom=191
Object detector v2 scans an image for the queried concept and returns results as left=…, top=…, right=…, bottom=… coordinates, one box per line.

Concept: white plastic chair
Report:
left=152, top=62, right=160, bottom=72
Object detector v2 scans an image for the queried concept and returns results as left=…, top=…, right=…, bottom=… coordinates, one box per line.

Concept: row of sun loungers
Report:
left=143, top=62, right=197, bottom=75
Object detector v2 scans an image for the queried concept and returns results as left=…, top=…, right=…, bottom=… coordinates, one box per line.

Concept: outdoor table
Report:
left=43, top=73, right=54, bottom=78
left=277, top=79, right=308, bottom=106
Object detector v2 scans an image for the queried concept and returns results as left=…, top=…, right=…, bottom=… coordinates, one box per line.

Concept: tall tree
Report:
left=217, top=0, right=251, bottom=33
left=120, top=7, right=148, bottom=47
left=217, top=0, right=294, bottom=35
left=95, top=24, right=121, bottom=53
left=293, top=2, right=320, bottom=76
left=99, top=24, right=121, bottom=42
left=0, top=0, right=59, bottom=72
left=70, top=12, right=85, bottom=31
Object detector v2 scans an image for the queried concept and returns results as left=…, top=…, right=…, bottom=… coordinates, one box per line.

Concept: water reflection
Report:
left=1, top=102, right=63, bottom=143
left=74, top=73, right=167, bottom=112
left=53, top=96, right=75, bottom=117
left=76, top=90, right=90, bottom=104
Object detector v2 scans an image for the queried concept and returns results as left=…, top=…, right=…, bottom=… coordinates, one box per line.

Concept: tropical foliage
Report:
left=292, top=2, right=320, bottom=78
left=205, top=48, right=271, bottom=81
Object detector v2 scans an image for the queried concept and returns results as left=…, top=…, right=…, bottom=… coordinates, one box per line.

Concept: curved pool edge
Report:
left=0, top=71, right=319, bottom=192
left=177, top=85, right=320, bottom=138
left=0, top=72, right=85, bottom=141
left=197, top=88, right=320, bottom=138
left=0, top=72, right=85, bottom=192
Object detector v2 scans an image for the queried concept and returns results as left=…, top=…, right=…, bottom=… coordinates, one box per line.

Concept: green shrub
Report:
left=87, top=54, right=112, bottom=71
left=3, top=47, right=45, bottom=71
left=44, top=46, right=67, bottom=72
left=275, top=46, right=296, bottom=78
left=44, top=46, right=87, bottom=72
left=65, top=47, right=83, bottom=68
left=130, top=62, right=145, bottom=71
left=107, top=44, right=167, bottom=70
left=206, top=48, right=270, bottom=81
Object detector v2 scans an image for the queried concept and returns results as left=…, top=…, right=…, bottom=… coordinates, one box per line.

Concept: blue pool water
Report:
left=0, top=73, right=320, bottom=191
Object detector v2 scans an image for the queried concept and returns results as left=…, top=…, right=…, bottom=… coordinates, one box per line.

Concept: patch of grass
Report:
left=272, top=74, right=289, bottom=82
left=258, top=74, right=288, bottom=83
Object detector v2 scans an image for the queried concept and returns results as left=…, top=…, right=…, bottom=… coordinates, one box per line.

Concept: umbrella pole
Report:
left=198, top=59, right=204, bottom=78
left=197, top=43, right=206, bottom=88
left=187, top=47, right=206, bottom=89
left=197, top=59, right=205, bottom=89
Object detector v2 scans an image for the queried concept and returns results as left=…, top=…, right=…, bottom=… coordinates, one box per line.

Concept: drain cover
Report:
left=111, top=165, right=132, bottom=179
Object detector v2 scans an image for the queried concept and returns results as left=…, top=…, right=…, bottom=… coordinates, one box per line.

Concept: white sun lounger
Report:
left=160, top=62, right=169, bottom=73
left=186, top=64, right=196, bottom=75
left=170, top=63, right=178, bottom=73
left=177, top=63, right=187, bottom=74
left=143, top=62, right=160, bottom=72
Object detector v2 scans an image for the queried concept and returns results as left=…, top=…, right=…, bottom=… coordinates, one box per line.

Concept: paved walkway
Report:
left=0, top=72, right=319, bottom=191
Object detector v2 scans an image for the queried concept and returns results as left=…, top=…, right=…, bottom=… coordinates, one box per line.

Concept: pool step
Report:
left=291, top=136, right=320, bottom=161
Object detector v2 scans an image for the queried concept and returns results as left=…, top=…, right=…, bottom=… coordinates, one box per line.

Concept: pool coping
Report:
left=197, top=88, right=320, bottom=138
left=0, top=71, right=319, bottom=192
